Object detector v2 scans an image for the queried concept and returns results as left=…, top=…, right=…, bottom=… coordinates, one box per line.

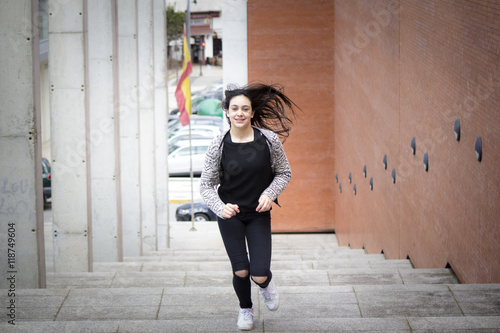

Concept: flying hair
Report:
left=222, top=83, right=300, bottom=141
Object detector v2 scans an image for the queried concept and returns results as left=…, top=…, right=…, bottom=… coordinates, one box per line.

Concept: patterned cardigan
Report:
left=200, top=126, right=292, bottom=219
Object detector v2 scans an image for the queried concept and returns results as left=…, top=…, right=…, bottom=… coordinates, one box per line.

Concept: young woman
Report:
left=200, top=83, right=299, bottom=330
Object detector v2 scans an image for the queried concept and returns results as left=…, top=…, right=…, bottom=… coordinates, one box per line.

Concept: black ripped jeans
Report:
left=217, top=210, right=273, bottom=309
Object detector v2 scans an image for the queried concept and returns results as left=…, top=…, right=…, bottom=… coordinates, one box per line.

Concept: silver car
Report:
left=168, top=124, right=221, bottom=139
left=168, top=140, right=212, bottom=177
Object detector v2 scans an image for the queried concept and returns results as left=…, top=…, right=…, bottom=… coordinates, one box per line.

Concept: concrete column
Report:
left=137, top=0, right=157, bottom=253
left=87, top=0, right=121, bottom=262
left=0, top=0, right=46, bottom=289
left=117, top=0, right=141, bottom=257
left=222, top=0, right=248, bottom=86
left=49, top=0, right=92, bottom=272
left=153, top=0, right=169, bottom=250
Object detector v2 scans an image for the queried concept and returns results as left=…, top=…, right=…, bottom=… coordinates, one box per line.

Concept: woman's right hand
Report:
left=222, top=203, right=240, bottom=219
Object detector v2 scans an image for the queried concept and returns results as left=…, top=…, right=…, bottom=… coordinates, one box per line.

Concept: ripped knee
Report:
left=251, top=276, right=268, bottom=284
left=234, top=269, right=249, bottom=278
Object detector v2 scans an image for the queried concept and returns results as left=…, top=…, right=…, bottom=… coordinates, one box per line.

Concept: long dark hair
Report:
left=221, top=83, right=300, bottom=141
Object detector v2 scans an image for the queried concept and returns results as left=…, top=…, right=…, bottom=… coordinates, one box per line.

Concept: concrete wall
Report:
left=152, top=0, right=169, bottom=251
left=49, top=0, right=92, bottom=272
left=0, top=0, right=46, bottom=288
left=47, top=0, right=168, bottom=269
left=88, top=0, right=120, bottom=262
left=222, top=0, right=248, bottom=87
left=247, top=0, right=336, bottom=232
left=118, top=0, right=141, bottom=257
left=41, top=62, right=51, bottom=158
left=137, top=0, right=158, bottom=253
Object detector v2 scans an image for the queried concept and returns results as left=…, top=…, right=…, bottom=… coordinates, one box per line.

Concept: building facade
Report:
left=0, top=0, right=498, bottom=288
left=246, top=0, right=499, bottom=283
left=166, top=0, right=223, bottom=65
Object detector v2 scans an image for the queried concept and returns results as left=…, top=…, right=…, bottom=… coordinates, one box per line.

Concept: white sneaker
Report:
left=259, top=279, right=279, bottom=311
left=237, top=308, right=254, bottom=331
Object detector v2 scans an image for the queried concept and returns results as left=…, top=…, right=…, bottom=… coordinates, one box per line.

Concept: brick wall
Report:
left=333, top=0, right=402, bottom=260
left=333, top=0, right=500, bottom=283
left=248, top=0, right=336, bottom=232
left=397, top=0, right=500, bottom=283
left=247, top=0, right=499, bottom=283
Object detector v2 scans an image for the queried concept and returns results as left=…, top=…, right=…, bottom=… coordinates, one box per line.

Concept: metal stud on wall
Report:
left=353, top=184, right=357, bottom=195
left=349, top=172, right=352, bottom=184
left=391, top=168, right=396, bottom=184
left=369, top=177, right=373, bottom=190
left=424, top=152, right=429, bottom=172
left=454, top=119, right=461, bottom=141
left=411, top=137, right=416, bottom=155
left=363, top=165, right=367, bottom=177
left=383, top=155, right=387, bottom=169
left=475, top=137, right=482, bottom=162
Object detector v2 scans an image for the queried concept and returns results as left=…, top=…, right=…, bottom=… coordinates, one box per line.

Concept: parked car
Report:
left=170, top=92, right=222, bottom=115
left=168, top=140, right=212, bottom=176
left=198, top=99, right=223, bottom=117
left=168, top=114, right=180, bottom=127
left=168, top=124, right=221, bottom=140
left=192, top=79, right=223, bottom=98
left=192, top=93, right=223, bottom=114
left=169, top=135, right=215, bottom=154
left=169, top=115, right=223, bottom=136
left=42, top=157, right=51, bottom=207
left=176, top=201, right=217, bottom=221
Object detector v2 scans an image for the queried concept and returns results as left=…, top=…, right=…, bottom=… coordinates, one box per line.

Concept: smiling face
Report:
left=226, top=95, right=254, bottom=129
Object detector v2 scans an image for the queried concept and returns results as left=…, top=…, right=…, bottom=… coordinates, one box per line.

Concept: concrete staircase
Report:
left=2, top=232, right=500, bottom=332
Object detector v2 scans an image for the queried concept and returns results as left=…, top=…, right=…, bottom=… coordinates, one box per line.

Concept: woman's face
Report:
left=227, top=95, right=254, bottom=129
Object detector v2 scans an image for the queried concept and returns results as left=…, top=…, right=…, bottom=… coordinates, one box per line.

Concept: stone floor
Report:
left=2, top=232, right=500, bottom=332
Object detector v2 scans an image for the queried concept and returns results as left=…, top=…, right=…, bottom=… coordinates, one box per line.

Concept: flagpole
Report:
left=188, top=120, right=196, bottom=232
left=186, top=0, right=196, bottom=232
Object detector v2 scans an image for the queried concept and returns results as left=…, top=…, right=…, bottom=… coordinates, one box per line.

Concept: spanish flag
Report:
left=175, top=27, right=193, bottom=126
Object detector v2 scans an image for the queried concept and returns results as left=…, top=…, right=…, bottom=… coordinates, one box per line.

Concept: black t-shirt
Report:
left=218, top=128, right=273, bottom=212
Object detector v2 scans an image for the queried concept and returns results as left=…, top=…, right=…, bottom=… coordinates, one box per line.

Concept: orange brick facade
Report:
left=248, top=0, right=336, bottom=233
left=247, top=0, right=500, bottom=283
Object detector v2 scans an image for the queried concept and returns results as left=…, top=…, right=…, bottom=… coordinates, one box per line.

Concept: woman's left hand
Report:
left=256, top=195, right=273, bottom=213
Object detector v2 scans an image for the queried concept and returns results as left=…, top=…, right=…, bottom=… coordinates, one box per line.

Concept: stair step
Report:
left=14, top=233, right=500, bottom=331
left=94, top=258, right=414, bottom=273
left=133, top=251, right=385, bottom=261
left=142, top=247, right=378, bottom=256
left=3, top=316, right=500, bottom=332
left=47, top=266, right=459, bottom=289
